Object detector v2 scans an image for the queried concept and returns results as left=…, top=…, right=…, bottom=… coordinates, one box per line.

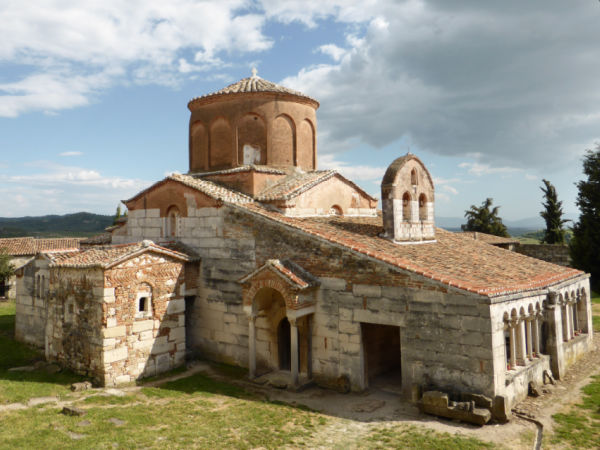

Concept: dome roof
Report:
left=381, top=153, right=433, bottom=187
left=188, top=72, right=318, bottom=107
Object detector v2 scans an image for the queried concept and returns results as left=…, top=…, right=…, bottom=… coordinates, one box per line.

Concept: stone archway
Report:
left=240, top=259, right=319, bottom=386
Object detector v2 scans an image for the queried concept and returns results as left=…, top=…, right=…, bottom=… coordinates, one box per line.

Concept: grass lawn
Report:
left=591, top=290, right=600, bottom=332
left=0, top=299, right=494, bottom=449
left=548, top=290, right=600, bottom=448
left=0, top=300, right=84, bottom=404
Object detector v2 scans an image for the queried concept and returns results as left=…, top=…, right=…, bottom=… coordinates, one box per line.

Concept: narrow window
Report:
left=402, top=192, right=412, bottom=221
left=419, top=194, right=428, bottom=221
left=411, top=168, right=418, bottom=186
left=329, top=205, right=342, bottom=216
left=138, top=297, right=148, bottom=313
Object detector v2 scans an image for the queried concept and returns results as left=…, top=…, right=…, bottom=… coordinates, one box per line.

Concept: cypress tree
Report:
left=539, top=179, right=568, bottom=244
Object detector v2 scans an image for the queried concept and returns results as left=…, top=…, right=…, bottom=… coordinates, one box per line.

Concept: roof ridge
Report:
left=188, top=75, right=318, bottom=106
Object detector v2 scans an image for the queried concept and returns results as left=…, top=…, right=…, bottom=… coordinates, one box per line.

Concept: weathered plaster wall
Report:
left=278, top=176, right=377, bottom=217
left=15, top=256, right=49, bottom=347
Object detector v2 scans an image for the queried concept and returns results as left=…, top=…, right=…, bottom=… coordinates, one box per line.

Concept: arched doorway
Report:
left=278, top=317, right=291, bottom=370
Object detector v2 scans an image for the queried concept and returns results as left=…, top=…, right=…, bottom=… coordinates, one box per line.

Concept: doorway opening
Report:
left=278, top=317, right=291, bottom=370
left=361, top=323, right=402, bottom=392
left=184, top=296, right=195, bottom=357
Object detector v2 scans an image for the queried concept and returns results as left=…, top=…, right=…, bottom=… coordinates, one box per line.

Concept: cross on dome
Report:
left=251, top=67, right=258, bottom=78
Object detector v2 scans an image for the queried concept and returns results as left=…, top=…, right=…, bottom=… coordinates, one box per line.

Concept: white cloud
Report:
left=318, top=44, right=346, bottom=62
left=318, top=154, right=386, bottom=182
left=0, top=0, right=272, bottom=117
left=282, top=1, right=600, bottom=172
left=59, top=151, right=83, bottom=157
left=458, top=162, right=522, bottom=177
left=0, top=162, right=149, bottom=216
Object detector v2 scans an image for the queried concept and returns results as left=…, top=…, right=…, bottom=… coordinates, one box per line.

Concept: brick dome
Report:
left=187, top=72, right=319, bottom=173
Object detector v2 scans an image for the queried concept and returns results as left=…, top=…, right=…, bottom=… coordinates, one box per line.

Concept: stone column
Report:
left=561, top=304, right=569, bottom=342
left=526, top=317, right=533, bottom=360
left=248, top=315, right=256, bottom=379
left=546, top=292, right=565, bottom=379
left=532, top=314, right=541, bottom=356
left=516, top=318, right=527, bottom=365
left=290, top=318, right=299, bottom=386
left=565, top=303, right=572, bottom=340
left=306, top=316, right=313, bottom=379
left=509, top=323, right=517, bottom=368
left=572, top=302, right=579, bottom=334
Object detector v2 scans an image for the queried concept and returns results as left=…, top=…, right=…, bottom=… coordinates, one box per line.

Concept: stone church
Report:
left=15, top=72, right=593, bottom=418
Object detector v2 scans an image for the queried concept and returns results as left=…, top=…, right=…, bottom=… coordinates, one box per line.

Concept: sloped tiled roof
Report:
left=257, top=170, right=336, bottom=201
left=81, top=233, right=112, bottom=246
left=461, top=232, right=520, bottom=245
left=193, top=165, right=287, bottom=177
left=0, top=237, right=81, bottom=256
left=240, top=259, right=320, bottom=290
left=256, top=170, right=377, bottom=202
left=50, top=240, right=189, bottom=269
left=188, top=76, right=318, bottom=106
left=123, top=173, right=254, bottom=205
left=232, top=204, right=584, bottom=298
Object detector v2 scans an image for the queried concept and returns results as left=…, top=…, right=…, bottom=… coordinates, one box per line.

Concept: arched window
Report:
left=411, top=169, right=418, bottom=186
left=402, top=192, right=412, bottom=221
left=419, top=194, right=428, bottom=221
left=166, top=206, right=180, bottom=238
left=329, top=205, right=343, bottom=216
left=135, top=284, right=153, bottom=318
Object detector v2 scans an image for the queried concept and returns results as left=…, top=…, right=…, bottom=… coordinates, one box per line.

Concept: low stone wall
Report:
left=503, top=356, right=551, bottom=410
left=514, top=244, right=570, bottom=267
left=562, top=333, right=591, bottom=369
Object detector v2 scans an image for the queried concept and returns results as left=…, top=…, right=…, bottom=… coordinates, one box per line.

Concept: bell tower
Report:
left=381, top=154, right=435, bottom=243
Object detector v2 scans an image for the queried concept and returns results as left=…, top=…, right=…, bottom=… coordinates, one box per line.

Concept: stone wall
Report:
left=15, top=256, right=49, bottom=347
left=101, top=252, right=186, bottom=386
left=47, top=267, right=105, bottom=380
left=514, top=244, right=571, bottom=267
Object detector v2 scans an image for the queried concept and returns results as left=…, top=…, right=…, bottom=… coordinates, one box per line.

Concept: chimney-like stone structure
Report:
left=381, top=154, right=435, bottom=243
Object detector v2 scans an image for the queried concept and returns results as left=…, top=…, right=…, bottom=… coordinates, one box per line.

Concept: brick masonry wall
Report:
left=514, top=244, right=571, bottom=267
left=102, top=253, right=186, bottom=386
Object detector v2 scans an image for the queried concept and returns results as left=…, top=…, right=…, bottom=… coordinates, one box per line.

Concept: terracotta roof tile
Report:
left=257, top=170, right=336, bottom=201
left=50, top=240, right=189, bottom=269
left=240, top=259, right=319, bottom=290
left=193, top=165, right=287, bottom=177
left=461, top=232, right=520, bottom=245
left=123, top=173, right=254, bottom=205
left=256, top=170, right=377, bottom=202
left=188, top=76, right=318, bottom=106
left=234, top=203, right=583, bottom=298
left=0, top=237, right=81, bottom=256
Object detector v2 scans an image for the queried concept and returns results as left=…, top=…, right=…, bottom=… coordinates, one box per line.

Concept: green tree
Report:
left=461, top=198, right=509, bottom=237
left=114, top=204, right=122, bottom=225
left=0, top=250, right=15, bottom=297
left=540, top=179, right=568, bottom=244
left=570, top=145, right=600, bottom=288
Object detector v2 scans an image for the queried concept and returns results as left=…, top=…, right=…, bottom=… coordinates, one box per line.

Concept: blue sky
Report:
left=1, top=1, right=599, bottom=223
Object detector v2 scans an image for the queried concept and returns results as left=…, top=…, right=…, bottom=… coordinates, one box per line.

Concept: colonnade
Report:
left=505, top=311, right=543, bottom=368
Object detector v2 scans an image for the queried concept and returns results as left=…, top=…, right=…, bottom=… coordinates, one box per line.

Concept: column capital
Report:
left=289, top=317, right=297, bottom=327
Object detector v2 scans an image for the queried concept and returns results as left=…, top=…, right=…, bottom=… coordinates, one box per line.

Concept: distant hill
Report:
left=0, top=212, right=114, bottom=238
